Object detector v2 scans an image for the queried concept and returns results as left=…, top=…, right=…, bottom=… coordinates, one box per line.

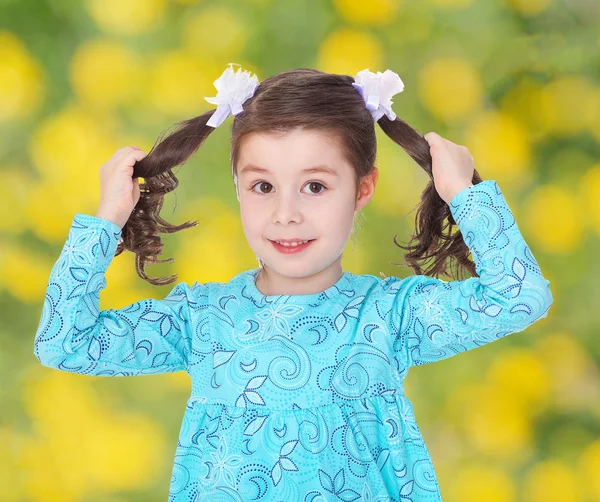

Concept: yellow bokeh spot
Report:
left=464, top=111, right=532, bottom=188
left=486, top=347, right=550, bottom=413
left=85, top=0, right=167, bottom=36
left=418, top=58, right=482, bottom=122
left=182, top=7, right=247, bottom=60
left=333, top=0, right=401, bottom=26
left=446, top=383, right=531, bottom=460
left=26, top=104, right=119, bottom=241
left=523, top=460, right=581, bottom=502
left=144, top=51, right=223, bottom=117
left=449, top=465, right=516, bottom=502
left=21, top=370, right=166, bottom=496
left=578, top=164, right=600, bottom=235
left=70, top=40, right=141, bottom=110
left=521, top=184, right=584, bottom=254
left=84, top=412, right=165, bottom=490
left=0, top=427, right=26, bottom=501
left=500, top=77, right=546, bottom=141
left=0, top=166, right=31, bottom=234
left=504, top=0, right=552, bottom=16
left=534, top=332, right=600, bottom=413
left=578, top=440, right=600, bottom=500
left=0, top=244, right=52, bottom=303
left=175, top=197, right=249, bottom=283
left=317, top=28, right=383, bottom=76
left=539, top=76, right=598, bottom=137
left=0, top=31, right=45, bottom=122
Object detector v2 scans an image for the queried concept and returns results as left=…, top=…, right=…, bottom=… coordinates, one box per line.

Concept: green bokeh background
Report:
left=1, top=0, right=600, bottom=500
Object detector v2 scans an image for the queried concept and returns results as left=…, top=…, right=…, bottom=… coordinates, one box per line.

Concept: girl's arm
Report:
left=33, top=213, right=199, bottom=376
left=387, top=180, right=553, bottom=367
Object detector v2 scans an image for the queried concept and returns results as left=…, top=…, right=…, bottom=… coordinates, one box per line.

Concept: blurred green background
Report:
left=1, top=0, right=599, bottom=500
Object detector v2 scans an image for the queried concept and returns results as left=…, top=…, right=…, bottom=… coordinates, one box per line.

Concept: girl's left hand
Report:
left=424, top=132, right=475, bottom=204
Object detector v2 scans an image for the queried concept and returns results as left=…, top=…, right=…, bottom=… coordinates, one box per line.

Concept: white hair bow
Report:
left=352, top=68, right=405, bottom=122
left=204, top=63, right=259, bottom=128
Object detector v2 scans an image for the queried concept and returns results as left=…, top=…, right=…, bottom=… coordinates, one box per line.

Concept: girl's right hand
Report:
left=95, top=146, right=147, bottom=230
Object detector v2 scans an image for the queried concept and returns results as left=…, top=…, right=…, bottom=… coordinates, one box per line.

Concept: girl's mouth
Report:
left=270, top=239, right=315, bottom=254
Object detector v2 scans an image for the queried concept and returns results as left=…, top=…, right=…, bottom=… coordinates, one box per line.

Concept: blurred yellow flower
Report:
left=464, top=111, right=533, bottom=188
left=317, top=28, right=383, bottom=76
left=175, top=197, right=248, bottom=283
left=446, top=382, right=532, bottom=460
left=0, top=244, right=52, bottom=303
left=70, top=40, right=141, bottom=110
left=21, top=370, right=166, bottom=496
left=0, top=166, right=30, bottom=234
left=504, top=0, right=553, bottom=16
left=521, top=184, right=584, bottom=254
left=0, top=31, right=45, bottom=122
left=523, top=460, right=581, bottom=502
left=0, top=427, right=25, bottom=501
left=26, top=104, right=119, bottom=241
left=578, top=440, right=600, bottom=500
left=418, top=57, right=483, bottom=122
left=500, top=77, right=546, bottom=141
left=539, top=76, right=598, bottom=137
left=333, top=0, right=401, bottom=26
left=534, top=332, right=600, bottom=413
left=448, top=464, right=516, bottom=502
left=20, top=435, right=85, bottom=502
left=578, top=164, right=600, bottom=235
left=85, top=412, right=166, bottom=490
left=486, top=347, right=550, bottom=414
left=182, top=7, right=247, bottom=61
left=144, top=51, right=221, bottom=117
left=85, top=0, right=167, bottom=36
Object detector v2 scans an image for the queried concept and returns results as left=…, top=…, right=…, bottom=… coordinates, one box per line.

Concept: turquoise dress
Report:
left=33, top=180, right=553, bottom=501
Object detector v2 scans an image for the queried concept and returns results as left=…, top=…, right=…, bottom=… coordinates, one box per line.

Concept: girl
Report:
left=33, top=63, right=553, bottom=501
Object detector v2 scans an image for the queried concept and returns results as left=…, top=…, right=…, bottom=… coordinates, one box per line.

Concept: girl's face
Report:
left=235, top=128, right=378, bottom=295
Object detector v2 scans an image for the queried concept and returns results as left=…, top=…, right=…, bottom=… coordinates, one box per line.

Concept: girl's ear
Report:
left=355, top=167, right=379, bottom=211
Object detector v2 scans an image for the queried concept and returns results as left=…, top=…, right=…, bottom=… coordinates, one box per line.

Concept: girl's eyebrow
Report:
left=239, top=164, right=339, bottom=177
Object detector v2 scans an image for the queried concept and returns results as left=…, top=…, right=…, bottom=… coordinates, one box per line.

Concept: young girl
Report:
left=33, top=63, right=553, bottom=501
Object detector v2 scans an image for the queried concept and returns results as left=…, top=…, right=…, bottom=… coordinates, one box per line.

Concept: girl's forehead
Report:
left=237, top=130, right=348, bottom=172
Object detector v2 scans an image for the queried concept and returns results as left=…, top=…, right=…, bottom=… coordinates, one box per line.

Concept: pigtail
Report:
left=377, top=115, right=484, bottom=281
left=116, top=110, right=218, bottom=286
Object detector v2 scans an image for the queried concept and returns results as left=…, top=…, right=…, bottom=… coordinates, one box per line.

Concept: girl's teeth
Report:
left=277, top=240, right=308, bottom=246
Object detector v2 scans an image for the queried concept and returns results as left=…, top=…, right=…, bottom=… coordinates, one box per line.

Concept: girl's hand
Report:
left=424, top=132, right=475, bottom=204
left=95, top=146, right=147, bottom=230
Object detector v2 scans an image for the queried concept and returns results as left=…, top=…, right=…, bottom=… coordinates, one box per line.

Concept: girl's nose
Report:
left=272, top=192, right=303, bottom=225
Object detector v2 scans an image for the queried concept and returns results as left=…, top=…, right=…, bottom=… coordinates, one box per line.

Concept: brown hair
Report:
left=123, top=68, right=483, bottom=286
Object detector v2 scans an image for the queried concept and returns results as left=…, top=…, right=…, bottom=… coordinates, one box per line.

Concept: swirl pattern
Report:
left=33, top=180, right=553, bottom=500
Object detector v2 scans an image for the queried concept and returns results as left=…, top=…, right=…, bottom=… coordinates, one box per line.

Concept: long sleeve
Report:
left=388, top=180, right=553, bottom=368
left=33, top=213, right=196, bottom=376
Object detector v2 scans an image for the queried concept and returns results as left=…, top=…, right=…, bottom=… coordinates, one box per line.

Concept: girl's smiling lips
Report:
left=270, top=238, right=315, bottom=243
left=269, top=239, right=316, bottom=253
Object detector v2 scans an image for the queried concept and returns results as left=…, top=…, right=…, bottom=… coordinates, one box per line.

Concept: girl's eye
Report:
left=251, top=181, right=327, bottom=195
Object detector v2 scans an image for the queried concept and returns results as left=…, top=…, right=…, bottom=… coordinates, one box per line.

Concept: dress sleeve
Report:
left=33, top=213, right=199, bottom=376
left=388, top=180, right=554, bottom=368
